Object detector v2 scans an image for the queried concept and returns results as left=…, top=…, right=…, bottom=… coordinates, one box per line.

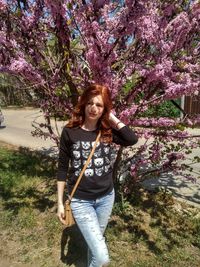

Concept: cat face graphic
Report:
left=104, top=147, right=110, bottom=154
left=94, top=148, right=101, bottom=158
left=82, top=142, right=91, bottom=150
left=73, top=141, right=80, bottom=150
left=105, top=157, right=110, bottom=164
left=105, top=165, right=110, bottom=173
left=95, top=167, right=104, bottom=176
left=83, top=159, right=92, bottom=168
left=82, top=150, right=90, bottom=159
left=74, top=159, right=81, bottom=168
left=73, top=151, right=80, bottom=159
left=75, top=169, right=81, bottom=177
left=84, top=169, right=94, bottom=177
left=111, top=153, right=117, bottom=161
left=94, top=158, right=104, bottom=167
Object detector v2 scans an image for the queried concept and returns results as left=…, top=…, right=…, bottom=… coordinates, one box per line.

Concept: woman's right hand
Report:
left=57, top=203, right=66, bottom=224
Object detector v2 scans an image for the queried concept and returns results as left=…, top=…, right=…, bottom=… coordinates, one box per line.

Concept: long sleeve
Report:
left=112, top=125, right=138, bottom=146
left=57, top=127, right=71, bottom=181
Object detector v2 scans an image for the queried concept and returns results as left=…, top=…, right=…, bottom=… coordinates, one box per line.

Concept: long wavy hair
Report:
left=67, top=83, right=113, bottom=142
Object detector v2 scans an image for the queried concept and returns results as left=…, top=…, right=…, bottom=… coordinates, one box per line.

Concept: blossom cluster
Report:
left=9, top=57, right=45, bottom=85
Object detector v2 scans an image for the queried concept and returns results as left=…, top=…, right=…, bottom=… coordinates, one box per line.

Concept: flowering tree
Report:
left=0, top=0, right=200, bottom=193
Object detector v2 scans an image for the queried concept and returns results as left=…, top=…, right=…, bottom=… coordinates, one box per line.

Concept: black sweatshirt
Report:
left=57, top=126, right=138, bottom=200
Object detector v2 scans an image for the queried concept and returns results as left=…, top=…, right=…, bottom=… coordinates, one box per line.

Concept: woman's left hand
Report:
left=109, top=112, right=125, bottom=129
left=109, top=111, right=116, bottom=123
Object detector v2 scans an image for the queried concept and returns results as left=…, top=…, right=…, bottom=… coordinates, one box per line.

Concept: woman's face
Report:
left=84, top=94, right=104, bottom=123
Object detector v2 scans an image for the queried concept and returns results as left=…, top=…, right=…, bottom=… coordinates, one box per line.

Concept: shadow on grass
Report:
left=0, top=145, right=57, bottom=213
left=2, top=146, right=57, bottom=176
left=111, top=184, right=193, bottom=256
left=60, top=225, right=87, bottom=267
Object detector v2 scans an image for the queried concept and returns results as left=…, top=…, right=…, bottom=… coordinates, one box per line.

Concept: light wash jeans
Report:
left=70, top=189, right=115, bottom=267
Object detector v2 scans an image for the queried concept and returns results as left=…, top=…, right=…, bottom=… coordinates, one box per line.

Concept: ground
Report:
left=0, top=109, right=200, bottom=266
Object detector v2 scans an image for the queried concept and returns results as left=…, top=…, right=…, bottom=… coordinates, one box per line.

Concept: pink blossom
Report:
left=165, top=12, right=191, bottom=34
left=9, top=58, right=45, bottom=85
left=160, top=41, right=175, bottom=54
left=132, top=118, right=178, bottom=127
left=130, top=164, right=137, bottom=177
left=0, top=31, right=6, bottom=45
left=119, top=104, right=138, bottom=123
left=0, top=0, right=6, bottom=11
left=135, top=7, right=159, bottom=44
left=191, top=1, right=200, bottom=20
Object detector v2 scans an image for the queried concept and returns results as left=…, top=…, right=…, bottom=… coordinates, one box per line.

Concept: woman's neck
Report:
left=81, top=120, right=98, bottom=131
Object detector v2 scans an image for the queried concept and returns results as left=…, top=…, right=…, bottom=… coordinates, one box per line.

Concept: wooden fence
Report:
left=184, top=95, right=200, bottom=115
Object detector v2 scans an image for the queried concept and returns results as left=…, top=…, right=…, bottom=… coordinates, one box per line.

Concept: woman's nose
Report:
left=91, top=104, right=97, bottom=111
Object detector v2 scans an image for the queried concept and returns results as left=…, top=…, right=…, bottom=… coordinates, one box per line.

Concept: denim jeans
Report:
left=71, top=189, right=115, bottom=267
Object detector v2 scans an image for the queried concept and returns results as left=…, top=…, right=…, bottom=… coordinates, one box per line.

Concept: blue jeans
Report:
left=70, top=190, right=115, bottom=267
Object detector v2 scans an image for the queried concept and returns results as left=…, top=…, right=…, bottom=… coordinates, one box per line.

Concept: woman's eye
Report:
left=87, top=101, right=103, bottom=108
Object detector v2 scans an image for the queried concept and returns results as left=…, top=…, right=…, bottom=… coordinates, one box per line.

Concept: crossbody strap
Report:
left=68, top=130, right=101, bottom=201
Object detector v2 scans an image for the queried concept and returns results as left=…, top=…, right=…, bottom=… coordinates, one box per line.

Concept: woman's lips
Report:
left=89, top=112, right=96, bottom=116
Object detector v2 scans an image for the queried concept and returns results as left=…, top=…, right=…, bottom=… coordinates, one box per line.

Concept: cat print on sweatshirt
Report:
left=73, top=141, right=80, bottom=150
left=81, top=141, right=91, bottom=150
left=104, top=146, right=110, bottom=154
left=82, top=150, right=91, bottom=159
left=104, top=165, right=110, bottom=173
left=84, top=169, right=94, bottom=177
left=73, top=151, right=81, bottom=159
left=95, top=167, right=104, bottom=176
left=94, top=148, right=101, bottom=158
left=94, top=158, right=104, bottom=167
left=83, top=159, right=92, bottom=168
left=74, top=159, right=81, bottom=168
left=72, top=140, right=116, bottom=178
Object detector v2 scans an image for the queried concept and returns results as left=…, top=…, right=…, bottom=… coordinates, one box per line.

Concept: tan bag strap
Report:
left=68, top=130, right=101, bottom=202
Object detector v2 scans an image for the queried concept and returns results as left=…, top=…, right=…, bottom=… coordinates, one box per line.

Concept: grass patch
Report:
left=107, top=191, right=200, bottom=267
left=0, top=142, right=200, bottom=267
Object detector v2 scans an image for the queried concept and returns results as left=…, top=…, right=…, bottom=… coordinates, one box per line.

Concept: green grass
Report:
left=0, top=142, right=200, bottom=267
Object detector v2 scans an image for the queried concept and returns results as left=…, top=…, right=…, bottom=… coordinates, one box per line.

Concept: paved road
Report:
left=0, top=108, right=65, bottom=153
left=0, top=108, right=200, bottom=208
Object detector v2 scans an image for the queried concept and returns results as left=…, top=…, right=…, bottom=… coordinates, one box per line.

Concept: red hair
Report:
left=67, top=83, right=113, bottom=142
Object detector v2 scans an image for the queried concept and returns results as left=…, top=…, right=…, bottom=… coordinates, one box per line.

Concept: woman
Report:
left=57, top=84, right=138, bottom=267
